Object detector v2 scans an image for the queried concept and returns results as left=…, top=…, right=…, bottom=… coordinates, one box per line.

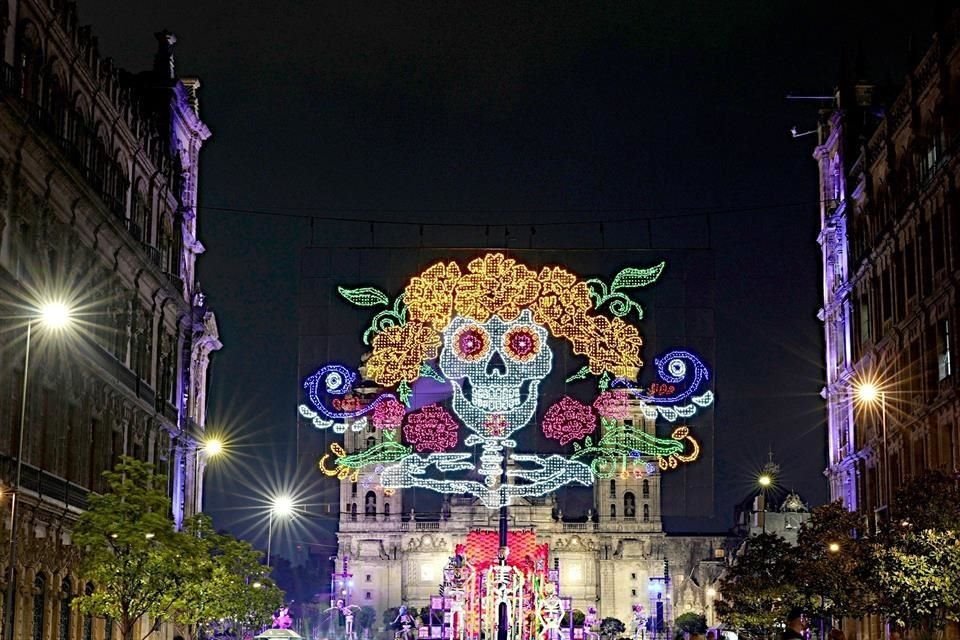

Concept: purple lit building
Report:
left=0, top=1, right=219, bottom=637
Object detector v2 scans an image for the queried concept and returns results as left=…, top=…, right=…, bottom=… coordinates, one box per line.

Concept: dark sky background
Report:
left=77, top=1, right=940, bottom=561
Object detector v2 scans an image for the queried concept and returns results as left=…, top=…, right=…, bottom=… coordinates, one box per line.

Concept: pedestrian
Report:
left=782, top=608, right=807, bottom=640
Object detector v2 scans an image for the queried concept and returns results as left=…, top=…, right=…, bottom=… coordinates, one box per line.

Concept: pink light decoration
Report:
left=592, top=389, right=631, bottom=420
left=373, top=397, right=406, bottom=429
left=542, top=396, right=596, bottom=445
left=403, top=404, right=460, bottom=452
left=483, top=414, right=507, bottom=437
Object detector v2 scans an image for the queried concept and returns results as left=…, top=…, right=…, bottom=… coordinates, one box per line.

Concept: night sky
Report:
left=77, top=1, right=939, bottom=560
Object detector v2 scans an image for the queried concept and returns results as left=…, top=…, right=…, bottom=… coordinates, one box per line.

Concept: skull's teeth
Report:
left=471, top=385, right=521, bottom=412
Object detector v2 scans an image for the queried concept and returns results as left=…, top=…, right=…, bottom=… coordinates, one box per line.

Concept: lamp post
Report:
left=4, top=302, right=73, bottom=640
left=266, top=495, right=294, bottom=566
left=855, top=382, right=890, bottom=517
left=758, top=473, right=773, bottom=534
left=194, top=437, right=224, bottom=513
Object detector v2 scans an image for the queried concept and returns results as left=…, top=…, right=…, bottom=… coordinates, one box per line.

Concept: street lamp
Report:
left=266, top=495, right=295, bottom=566
left=195, top=436, right=225, bottom=513
left=828, top=542, right=840, bottom=554
left=4, top=302, right=75, bottom=640
left=757, top=473, right=773, bottom=534
left=855, top=381, right=890, bottom=516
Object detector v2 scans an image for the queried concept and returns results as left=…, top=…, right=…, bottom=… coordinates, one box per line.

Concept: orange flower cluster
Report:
left=364, top=323, right=441, bottom=386
left=368, top=253, right=646, bottom=384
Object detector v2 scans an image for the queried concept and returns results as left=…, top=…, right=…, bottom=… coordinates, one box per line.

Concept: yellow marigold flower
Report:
left=454, top=253, right=540, bottom=322
left=365, top=323, right=441, bottom=386
left=570, top=315, right=643, bottom=379
left=532, top=266, right=593, bottom=339
left=405, top=261, right=462, bottom=330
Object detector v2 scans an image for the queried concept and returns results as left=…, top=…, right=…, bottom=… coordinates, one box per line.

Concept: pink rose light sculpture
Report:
left=542, top=396, right=596, bottom=445
left=373, top=397, right=406, bottom=429
left=403, top=404, right=460, bottom=452
left=592, top=389, right=631, bottom=420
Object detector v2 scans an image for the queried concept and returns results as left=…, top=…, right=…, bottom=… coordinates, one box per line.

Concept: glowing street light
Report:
left=854, top=379, right=891, bottom=513
left=828, top=542, right=840, bottom=553
left=758, top=474, right=773, bottom=488
left=5, top=301, right=75, bottom=640
left=195, top=436, right=227, bottom=513
left=266, top=495, right=296, bottom=566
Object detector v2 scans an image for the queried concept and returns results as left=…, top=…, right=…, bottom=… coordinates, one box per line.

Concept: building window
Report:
left=33, top=572, right=46, bottom=640
left=351, top=483, right=357, bottom=497
left=366, top=574, right=372, bottom=582
left=366, top=591, right=372, bottom=600
left=59, top=577, right=72, bottom=640
left=642, top=479, right=650, bottom=499
left=938, top=320, right=952, bottom=381
left=624, top=492, right=636, bottom=518
left=366, top=436, right=376, bottom=449
left=610, top=504, right=616, bottom=519
left=350, top=503, right=357, bottom=521
left=609, top=479, right=616, bottom=498
left=384, top=502, right=391, bottom=518
left=365, top=491, right=377, bottom=518
left=630, top=573, right=637, bottom=580
left=82, top=583, right=94, bottom=640
left=643, top=504, right=650, bottom=522
left=631, top=588, right=638, bottom=597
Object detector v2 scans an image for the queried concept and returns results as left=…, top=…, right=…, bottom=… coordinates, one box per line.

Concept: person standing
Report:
left=783, top=609, right=807, bottom=640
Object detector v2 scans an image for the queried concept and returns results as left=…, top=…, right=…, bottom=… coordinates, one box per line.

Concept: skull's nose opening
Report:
left=485, top=350, right=507, bottom=375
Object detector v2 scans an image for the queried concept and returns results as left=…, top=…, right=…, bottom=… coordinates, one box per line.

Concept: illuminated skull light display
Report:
left=300, top=253, right=712, bottom=508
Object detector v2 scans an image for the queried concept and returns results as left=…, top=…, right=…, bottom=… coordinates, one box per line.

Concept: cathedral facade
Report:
left=335, top=402, right=731, bottom=631
left=0, top=1, right=219, bottom=638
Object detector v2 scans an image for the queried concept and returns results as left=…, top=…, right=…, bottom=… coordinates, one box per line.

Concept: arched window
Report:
left=365, top=491, right=377, bottom=518
left=642, top=479, right=650, bottom=498
left=366, top=436, right=376, bottom=449
left=59, top=576, right=72, bottom=640
left=384, top=502, right=391, bottom=518
left=610, top=504, right=616, bottom=519
left=609, top=479, right=616, bottom=498
left=643, top=504, right=650, bottom=522
left=33, top=572, right=46, bottom=640
left=351, top=482, right=357, bottom=497
left=350, top=503, right=357, bottom=521
left=82, top=582, right=94, bottom=640
left=624, top=492, right=636, bottom=518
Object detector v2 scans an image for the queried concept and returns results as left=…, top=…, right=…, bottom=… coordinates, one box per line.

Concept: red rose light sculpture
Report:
left=373, top=397, right=406, bottom=429
left=403, top=404, right=460, bottom=452
left=542, top=396, right=596, bottom=445
left=592, top=389, right=631, bottom=420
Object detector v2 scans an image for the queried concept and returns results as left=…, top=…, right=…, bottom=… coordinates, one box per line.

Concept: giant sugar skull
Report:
left=439, top=309, right=552, bottom=437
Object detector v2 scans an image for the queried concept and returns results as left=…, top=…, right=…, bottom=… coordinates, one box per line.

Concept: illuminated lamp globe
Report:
left=204, top=438, right=224, bottom=457
left=758, top=474, right=772, bottom=488
left=271, top=495, right=295, bottom=518
left=828, top=542, right=840, bottom=553
left=40, top=302, right=72, bottom=329
left=856, top=382, right=880, bottom=404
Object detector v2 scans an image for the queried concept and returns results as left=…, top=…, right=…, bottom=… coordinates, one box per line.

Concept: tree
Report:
left=177, top=514, right=283, bottom=636
left=73, top=458, right=199, bottom=640
left=357, top=605, right=378, bottom=631
left=891, top=470, right=960, bottom=532
left=675, top=612, right=707, bottom=636
left=600, top=616, right=626, bottom=640
left=561, top=609, right=586, bottom=627
left=714, top=533, right=798, bottom=639
left=793, top=502, right=872, bottom=625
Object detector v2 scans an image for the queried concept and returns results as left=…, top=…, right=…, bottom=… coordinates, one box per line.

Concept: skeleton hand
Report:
left=507, top=454, right=594, bottom=488
left=381, top=453, right=474, bottom=486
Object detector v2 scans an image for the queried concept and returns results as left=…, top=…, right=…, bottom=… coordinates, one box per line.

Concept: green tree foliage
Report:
left=715, top=532, right=798, bottom=639
left=872, top=529, right=960, bottom=634
left=178, top=514, right=283, bottom=633
left=599, top=616, right=626, bottom=640
left=794, top=501, right=872, bottom=622
left=890, top=470, right=960, bottom=532
left=561, top=609, right=586, bottom=626
left=675, top=612, right=708, bottom=635
left=357, top=605, right=378, bottom=630
left=72, top=458, right=199, bottom=640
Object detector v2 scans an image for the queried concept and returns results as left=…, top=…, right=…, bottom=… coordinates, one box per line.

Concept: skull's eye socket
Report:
left=503, top=326, right=540, bottom=362
left=453, top=324, right=490, bottom=361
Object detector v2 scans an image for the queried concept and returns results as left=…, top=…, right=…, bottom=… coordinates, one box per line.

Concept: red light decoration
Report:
left=372, top=397, right=406, bottom=429
left=402, top=404, right=460, bottom=452
left=542, top=396, right=596, bottom=445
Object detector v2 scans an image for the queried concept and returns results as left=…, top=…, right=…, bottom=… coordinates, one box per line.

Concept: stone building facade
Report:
left=0, top=1, right=219, bottom=638
left=335, top=401, right=731, bottom=631
left=816, top=11, right=960, bottom=640
left=816, top=12, right=960, bottom=527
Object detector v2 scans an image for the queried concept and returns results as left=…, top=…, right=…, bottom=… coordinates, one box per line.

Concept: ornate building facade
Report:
left=0, top=1, right=219, bottom=638
left=816, top=11, right=960, bottom=640
left=816, top=12, right=960, bottom=525
left=335, top=400, right=731, bottom=631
